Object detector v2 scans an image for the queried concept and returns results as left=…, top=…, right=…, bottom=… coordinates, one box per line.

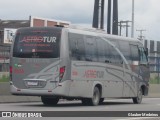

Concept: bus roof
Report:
left=16, top=26, right=142, bottom=44
left=64, top=25, right=141, bottom=44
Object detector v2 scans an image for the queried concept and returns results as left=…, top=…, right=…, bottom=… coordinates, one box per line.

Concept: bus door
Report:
left=118, top=41, right=133, bottom=97
left=105, top=41, right=124, bottom=97
left=130, top=44, right=140, bottom=96
left=138, top=47, right=150, bottom=86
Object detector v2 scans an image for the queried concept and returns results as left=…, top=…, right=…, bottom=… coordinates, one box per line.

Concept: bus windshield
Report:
left=13, top=28, right=61, bottom=58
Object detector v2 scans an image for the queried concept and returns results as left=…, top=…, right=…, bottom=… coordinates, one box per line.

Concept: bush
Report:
left=150, top=76, right=160, bottom=84
left=0, top=74, right=9, bottom=82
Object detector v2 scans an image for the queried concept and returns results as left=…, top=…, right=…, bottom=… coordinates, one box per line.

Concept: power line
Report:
left=118, top=20, right=132, bottom=37
left=131, top=0, right=135, bottom=38
left=136, top=29, right=146, bottom=41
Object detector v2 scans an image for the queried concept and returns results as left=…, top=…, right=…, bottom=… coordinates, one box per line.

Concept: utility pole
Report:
left=118, top=21, right=122, bottom=36
left=92, top=0, right=119, bottom=34
left=136, top=29, right=146, bottom=41
left=125, top=21, right=131, bottom=37
left=118, top=20, right=131, bottom=37
left=131, top=0, right=135, bottom=38
left=118, top=21, right=125, bottom=36
left=93, top=0, right=100, bottom=28
left=100, top=0, right=105, bottom=29
left=92, top=0, right=105, bottom=29
left=107, top=0, right=112, bottom=34
left=112, top=0, right=118, bottom=35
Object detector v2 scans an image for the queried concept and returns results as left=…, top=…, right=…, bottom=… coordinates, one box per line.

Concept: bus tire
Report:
left=88, top=86, right=100, bottom=106
left=132, top=88, right=143, bottom=104
left=41, top=96, right=59, bottom=106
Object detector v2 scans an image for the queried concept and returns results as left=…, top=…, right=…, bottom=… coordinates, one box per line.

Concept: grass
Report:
left=150, top=76, right=160, bottom=84
left=0, top=74, right=159, bottom=84
left=0, top=75, right=9, bottom=82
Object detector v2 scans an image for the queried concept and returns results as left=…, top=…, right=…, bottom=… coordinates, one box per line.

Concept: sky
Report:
left=0, top=0, right=159, bottom=40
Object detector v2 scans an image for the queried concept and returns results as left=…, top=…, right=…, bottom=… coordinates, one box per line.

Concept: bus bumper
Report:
left=10, top=80, right=72, bottom=96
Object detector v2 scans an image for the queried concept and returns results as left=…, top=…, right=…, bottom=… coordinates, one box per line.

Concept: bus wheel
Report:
left=88, top=87, right=100, bottom=106
left=132, top=88, right=143, bottom=104
left=41, top=96, right=59, bottom=106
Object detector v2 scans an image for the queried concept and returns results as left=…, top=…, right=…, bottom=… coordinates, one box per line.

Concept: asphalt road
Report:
left=0, top=98, right=159, bottom=120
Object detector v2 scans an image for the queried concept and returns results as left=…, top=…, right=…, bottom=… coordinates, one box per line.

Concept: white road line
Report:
left=145, top=98, right=160, bottom=100
left=116, top=117, right=158, bottom=120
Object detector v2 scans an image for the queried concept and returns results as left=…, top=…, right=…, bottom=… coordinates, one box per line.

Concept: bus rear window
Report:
left=13, top=29, right=61, bottom=58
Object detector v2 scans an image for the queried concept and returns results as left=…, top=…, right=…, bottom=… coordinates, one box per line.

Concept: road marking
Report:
left=117, top=117, right=158, bottom=120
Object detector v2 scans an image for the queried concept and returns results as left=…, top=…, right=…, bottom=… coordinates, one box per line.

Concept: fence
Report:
left=149, top=56, right=160, bottom=84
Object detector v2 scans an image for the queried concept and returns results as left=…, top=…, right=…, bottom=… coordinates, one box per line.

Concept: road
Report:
left=0, top=98, right=159, bottom=120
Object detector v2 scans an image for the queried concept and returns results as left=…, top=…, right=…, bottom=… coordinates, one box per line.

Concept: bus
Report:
left=10, top=26, right=150, bottom=106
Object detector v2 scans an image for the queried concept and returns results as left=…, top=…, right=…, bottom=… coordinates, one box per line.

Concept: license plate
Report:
left=27, top=82, right=38, bottom=86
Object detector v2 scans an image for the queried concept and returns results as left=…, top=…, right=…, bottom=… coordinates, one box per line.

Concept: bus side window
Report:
left=108, top=43, right=122, bottom=65
left=84, top=36, right=98, bottom=62
left=130, top=45, right=139, bottom=62
left=105, top=42, right=111, bottom=63
left=97, top=38, right=106, bottom=63
left=119, top=41, right=131, bottom=64
left=69, top=33, right=85, bottom=61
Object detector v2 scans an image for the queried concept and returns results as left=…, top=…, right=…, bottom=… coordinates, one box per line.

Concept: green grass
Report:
left=0, top=74, right=159, bottom=84
left=0, top=75, right=9, bottom=82
left=150, top=76, right=160, bottom=84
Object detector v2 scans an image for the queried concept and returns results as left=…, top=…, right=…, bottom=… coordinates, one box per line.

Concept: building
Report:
left=0, top=16, right=70, bottom=72
left=0, top=20, right=30, bottom=71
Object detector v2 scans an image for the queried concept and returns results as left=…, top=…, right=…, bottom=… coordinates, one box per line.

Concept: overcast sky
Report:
left=0, top=0, right=159, bottom=40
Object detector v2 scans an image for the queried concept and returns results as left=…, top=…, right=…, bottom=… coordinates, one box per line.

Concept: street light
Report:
left=131, top=0, right=134, bottom=38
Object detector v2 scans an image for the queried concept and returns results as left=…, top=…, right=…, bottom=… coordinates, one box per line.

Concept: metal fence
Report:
left=149, top=56, right=160, bottom=84
left=0, top=45, right=10, bottom=72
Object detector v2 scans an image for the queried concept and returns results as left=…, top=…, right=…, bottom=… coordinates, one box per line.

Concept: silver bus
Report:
left=10, top=26, right=150, bottom=106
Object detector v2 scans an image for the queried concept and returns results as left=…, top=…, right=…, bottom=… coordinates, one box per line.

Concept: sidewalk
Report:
left=0, top=95, right=40, bottom=103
